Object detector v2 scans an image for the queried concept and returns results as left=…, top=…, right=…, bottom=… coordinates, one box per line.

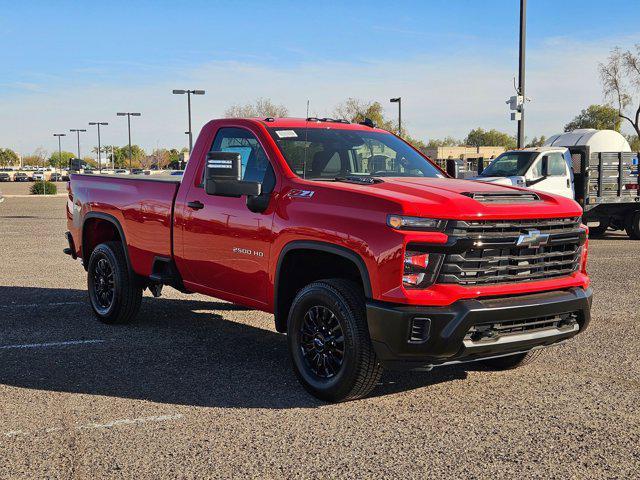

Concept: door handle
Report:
left=187, top=200, right=204, bottom=210
left=567, top=179, right=571, bottom=188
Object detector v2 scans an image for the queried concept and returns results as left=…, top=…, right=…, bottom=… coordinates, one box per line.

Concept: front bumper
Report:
left=367, top=287, right=592, bottom=370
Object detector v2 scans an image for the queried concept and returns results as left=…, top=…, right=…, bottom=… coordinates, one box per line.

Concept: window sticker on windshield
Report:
left=275, top=130, right=298, bottom=138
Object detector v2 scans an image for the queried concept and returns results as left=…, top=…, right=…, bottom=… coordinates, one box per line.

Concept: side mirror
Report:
left=204, top=152, right=261, bottom=197
left=540, top=155, right=549, bottom=177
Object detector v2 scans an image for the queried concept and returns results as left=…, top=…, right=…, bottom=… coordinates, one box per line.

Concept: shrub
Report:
left=30, top=181, right=57, bottom=195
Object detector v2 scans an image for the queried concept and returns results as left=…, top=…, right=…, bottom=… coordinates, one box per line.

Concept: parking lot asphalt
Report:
left=0, top=196, right=638, bottom=479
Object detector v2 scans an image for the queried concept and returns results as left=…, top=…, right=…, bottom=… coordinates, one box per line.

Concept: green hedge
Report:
left=30, top=181, right=58, bottom=195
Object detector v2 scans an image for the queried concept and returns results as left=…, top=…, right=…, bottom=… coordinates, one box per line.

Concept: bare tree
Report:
left=224, top=98, right=289, bottom=118
left=600, top=45, right=640, bottom=137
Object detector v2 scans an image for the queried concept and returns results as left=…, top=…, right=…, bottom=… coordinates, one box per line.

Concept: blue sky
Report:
left=1, top=0, right=639, bottom=155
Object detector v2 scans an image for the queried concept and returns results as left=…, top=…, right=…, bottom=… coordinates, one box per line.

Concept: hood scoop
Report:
left=461, top=191, right=540, bottom=203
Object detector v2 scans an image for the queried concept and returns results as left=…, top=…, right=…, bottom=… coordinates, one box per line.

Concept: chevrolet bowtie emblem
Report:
left=516, top=229, right=550, bottom=248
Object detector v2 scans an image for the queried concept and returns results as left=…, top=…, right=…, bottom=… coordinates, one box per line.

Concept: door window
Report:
left=202, top=127, right=274, bottom=190
left=547, top=152, right=567, bottom=176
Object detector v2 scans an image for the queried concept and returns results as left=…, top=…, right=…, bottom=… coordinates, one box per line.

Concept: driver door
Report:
left=527, top=152, right=573, bottom=199
left=178, top=127, right=277, bottom=307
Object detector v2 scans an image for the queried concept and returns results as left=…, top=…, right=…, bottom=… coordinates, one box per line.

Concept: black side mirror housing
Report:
left=540, top=155, right=549, bottom=177
left=204, top=152, right=261, bottom=197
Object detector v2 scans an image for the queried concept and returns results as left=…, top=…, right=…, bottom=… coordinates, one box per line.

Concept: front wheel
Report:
left=287, top=279, right=382, bottom=402
left=87, top=241, right=142, bottom=324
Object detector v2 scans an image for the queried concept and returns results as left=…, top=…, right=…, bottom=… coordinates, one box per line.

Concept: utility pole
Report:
left=116, top=112, right=141, bottom=171
left=52, top=133, right=67, bottom=178
left=172, top=89, right=205, bottom=153
left=517, top=0, right=526, bottom=148
left=390, top=97, right=402, bottom=137
left=89, top=122, right=108, bottom=172
left=69, top=128, right=87, bottom=161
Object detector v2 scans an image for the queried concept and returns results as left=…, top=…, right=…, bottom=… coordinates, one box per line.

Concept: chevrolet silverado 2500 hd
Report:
left=65, top=117, right=592, bottom=401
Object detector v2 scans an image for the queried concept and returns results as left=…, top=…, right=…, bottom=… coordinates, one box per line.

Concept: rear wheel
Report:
left=287, top=279, right=382, bottom=402
left=87, top=241, right=142, bottom=324
left=477, top=350, right=542, bottom=370
left=625, top=211, right=640, bottom=240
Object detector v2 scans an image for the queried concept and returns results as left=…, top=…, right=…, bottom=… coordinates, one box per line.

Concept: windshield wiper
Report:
left=334, top=175, right=383, bottom=185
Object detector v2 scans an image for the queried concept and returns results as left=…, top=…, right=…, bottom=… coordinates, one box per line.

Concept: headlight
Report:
left=387, top=215, right=446, bottom=231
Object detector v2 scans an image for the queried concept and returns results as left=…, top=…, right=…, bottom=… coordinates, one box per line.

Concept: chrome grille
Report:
left=439, top=217, right=584, bottom=286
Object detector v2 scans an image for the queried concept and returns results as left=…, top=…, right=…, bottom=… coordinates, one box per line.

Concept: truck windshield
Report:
left=268, top=127, right=444, bottom=180
left=480, top=151, right=537, bottom=177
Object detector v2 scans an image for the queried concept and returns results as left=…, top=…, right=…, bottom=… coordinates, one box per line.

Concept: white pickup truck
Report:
left=473, top=129, right=640, bottom=238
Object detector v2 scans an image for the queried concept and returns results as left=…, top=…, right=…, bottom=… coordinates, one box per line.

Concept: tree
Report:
left=0, top=148, right=19, bottom=167
left=464, top=128, right=516, bottom=149
left=225, top=98, right=289, bottom=118
left=525, top=135, right=547, bottom=147
left=93, top=145, right=146, bottom=168
left=426, top=136, right=462, bottom=148
left=625, top=134, right=640, bottom=151
left=23, top=148, right=48, bottom=168
left=49, top=151, right=75, bottom=169
left=564, top=104, right=621, bottom=132
left=600, top=45, right=640, bottom=138
left=333, top=98, right=396, bottom=132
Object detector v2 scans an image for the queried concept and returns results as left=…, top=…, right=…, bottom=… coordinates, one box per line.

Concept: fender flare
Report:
left=81, top=212, right=130, bottom=272
left=273, top=240, right=373, bottom=330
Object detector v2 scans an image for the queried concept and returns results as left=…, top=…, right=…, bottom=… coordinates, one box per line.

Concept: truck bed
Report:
left=68, top=174, right=180, bottom=276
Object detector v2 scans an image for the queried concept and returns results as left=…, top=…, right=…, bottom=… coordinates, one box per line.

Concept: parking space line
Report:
left=0, top=301, right=85, bottom=309
left=0, top=339, right=105, bottom=350
left=3, top=414, right=184, bottom=438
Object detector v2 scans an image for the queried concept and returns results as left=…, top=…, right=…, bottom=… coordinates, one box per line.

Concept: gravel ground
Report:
left=0, top=196, right=638, bottom=479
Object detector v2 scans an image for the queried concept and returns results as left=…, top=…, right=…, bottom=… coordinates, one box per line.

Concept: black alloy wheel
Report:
left=299, top=305, right=345, bottom=379
left=91, top=256, right=115, bottom=312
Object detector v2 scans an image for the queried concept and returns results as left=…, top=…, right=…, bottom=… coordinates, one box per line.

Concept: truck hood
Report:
left=318, top=177, right=582, bottom=220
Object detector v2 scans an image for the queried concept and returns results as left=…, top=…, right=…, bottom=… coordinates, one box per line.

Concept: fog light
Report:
left=403, top=249, right=443, bottom=288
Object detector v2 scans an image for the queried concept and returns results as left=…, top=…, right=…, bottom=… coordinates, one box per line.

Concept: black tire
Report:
left=287, top=279, right=382, bottom=402
left=477, top=350, right=542, bottom=370
left=87, top=241, right=142, bottom=324
left=588, top=222, right=609, bottom=238
left=625, top=211, right=640, bottom=240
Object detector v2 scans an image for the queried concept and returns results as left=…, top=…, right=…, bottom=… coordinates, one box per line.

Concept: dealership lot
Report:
left=0, top=196, right=638, bottom=479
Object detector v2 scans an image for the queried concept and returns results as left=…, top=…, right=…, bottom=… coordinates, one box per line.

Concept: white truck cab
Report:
left=473, top=147, right=574, bottom=199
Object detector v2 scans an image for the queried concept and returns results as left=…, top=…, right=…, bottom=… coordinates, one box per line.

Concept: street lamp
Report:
left=53, top=133, right=66, bottom=177
left=69, top=128, right=87, bottom=161
left=390, top=97, right=402, bottom=137
left=88, top=122, right=108, bottom=172
left=116, top=112, right=141, bottom=171
left=172, top=89, right=205, bottom=153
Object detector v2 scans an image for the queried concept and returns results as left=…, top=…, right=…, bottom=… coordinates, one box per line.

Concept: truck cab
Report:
left=473, top=147, right=574, bottom=199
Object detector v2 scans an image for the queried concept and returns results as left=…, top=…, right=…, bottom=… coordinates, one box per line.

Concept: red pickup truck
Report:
left=65, top=117, right=592, bottom=401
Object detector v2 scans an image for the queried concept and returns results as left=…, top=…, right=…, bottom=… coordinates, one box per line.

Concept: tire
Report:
left=477, top=350, right=542, bottom=370
left=287, top=279, right=383, bottom=402
left=625, top=211, right=640, bottom=240
left=87, top=241, right=142, bottom=324
left=588, top=221, right=609, bottom=238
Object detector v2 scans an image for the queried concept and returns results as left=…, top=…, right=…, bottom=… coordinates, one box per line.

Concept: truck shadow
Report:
left=0, top=287, right=467, bottom=409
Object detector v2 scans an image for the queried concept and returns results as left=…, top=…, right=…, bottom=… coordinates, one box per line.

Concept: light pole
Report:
left=390, top=97, right=402, bottom=137
left=172, top=89, right=205, bottom=153
left=116, top=112, right=141, bottom=171
left=517, top=0, right=527, bottom=148
left=69, top=128, right=87, bottom=162
left=53, top=133, right=66, bottom=181
left=89, top=122, right=108, bottom=172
